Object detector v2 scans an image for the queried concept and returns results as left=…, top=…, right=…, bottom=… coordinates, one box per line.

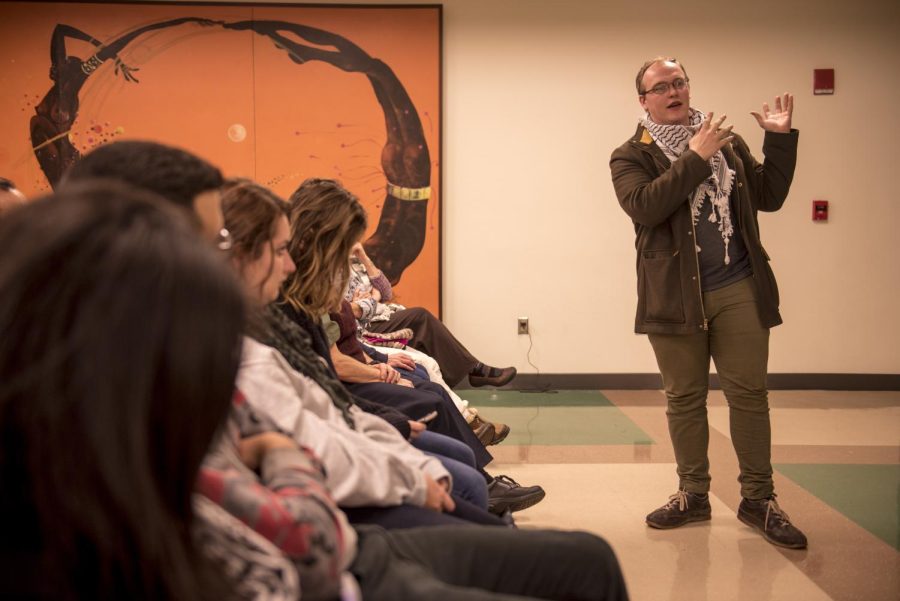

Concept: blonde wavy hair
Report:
left=283, top=178, right=367, bottom=318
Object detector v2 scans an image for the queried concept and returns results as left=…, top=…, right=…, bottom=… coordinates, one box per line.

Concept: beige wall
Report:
left=438, top=0, right=900, bottom=376
left=143, top=0, right=900, bottom=375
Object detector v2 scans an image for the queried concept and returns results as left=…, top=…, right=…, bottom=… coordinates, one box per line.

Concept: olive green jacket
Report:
left=610, top=123, right=798, bottom=334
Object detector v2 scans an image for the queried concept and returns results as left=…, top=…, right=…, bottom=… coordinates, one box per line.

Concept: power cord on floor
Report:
left=519, top=328, right=557, bottom=394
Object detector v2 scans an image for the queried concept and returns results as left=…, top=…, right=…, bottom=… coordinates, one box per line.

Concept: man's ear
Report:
left=638, top=95, right=647, bottom=111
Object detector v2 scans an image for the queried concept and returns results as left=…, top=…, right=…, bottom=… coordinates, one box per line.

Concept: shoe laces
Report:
left=493, top=474, right=520, bottom=489
left=762, top=495, right=793, bottom=530
left=664, top=490, right=691, bottom=512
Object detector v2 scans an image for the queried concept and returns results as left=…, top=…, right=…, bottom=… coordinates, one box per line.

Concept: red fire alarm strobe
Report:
left=813, top=200, right=828, bottom=221
left=814, top=69, right=834, bottom=95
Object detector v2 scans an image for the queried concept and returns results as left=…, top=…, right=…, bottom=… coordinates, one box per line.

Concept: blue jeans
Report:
left=413, top=430, right=488, bottom=509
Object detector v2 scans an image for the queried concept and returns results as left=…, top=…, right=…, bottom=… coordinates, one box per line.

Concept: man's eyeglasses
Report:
left=641, top=78, right=689, bottom=96
left=216, top=227, right=233, bottom=251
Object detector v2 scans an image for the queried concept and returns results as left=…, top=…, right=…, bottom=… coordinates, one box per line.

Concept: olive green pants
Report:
left=648, top=277, right=773, bottom=500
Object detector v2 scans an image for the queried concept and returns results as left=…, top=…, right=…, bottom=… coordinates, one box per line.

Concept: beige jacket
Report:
left=237, top=337, right=450, bottom=508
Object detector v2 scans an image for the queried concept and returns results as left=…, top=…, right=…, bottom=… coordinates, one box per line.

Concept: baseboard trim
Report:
left=460, top=373, right=900, bottom=391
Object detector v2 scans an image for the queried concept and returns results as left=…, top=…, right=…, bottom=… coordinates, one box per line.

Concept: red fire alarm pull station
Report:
left=814, top=69, right=834, bottom=95
left=813, top=200, right=828, bottom=221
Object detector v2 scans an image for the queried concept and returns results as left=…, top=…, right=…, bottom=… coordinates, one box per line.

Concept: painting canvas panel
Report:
left=0, top=2, right=442, bottom=313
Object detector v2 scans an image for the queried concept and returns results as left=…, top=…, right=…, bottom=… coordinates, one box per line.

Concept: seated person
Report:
left=211, top=396, right=632, bottom=601
left=336, top=294, right=511, bottom=446
left=349, top=235, right=518, bottom=388
left=0, top=182, right=264, bottom=599
left=359, top=325, right=511, bottom=446
left=63, top=142, right=498, bottom=526
left=328, top=296, right=496, bottom=466
left=221, top=180, right=505, bottom=527
left=0, top=182, right=629, bottom=601
left=281, top=177, right=546, bottom=517
left=61, top=139, right=229, bottom=247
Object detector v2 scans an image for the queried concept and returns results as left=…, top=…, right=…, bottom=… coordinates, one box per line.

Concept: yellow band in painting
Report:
left=386, top=183, right=431, bottom=201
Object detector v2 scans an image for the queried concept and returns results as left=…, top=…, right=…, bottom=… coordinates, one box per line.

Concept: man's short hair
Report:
left=635, top=57, right=688, bottom=95
left=62, top=140, right=223, bottom=209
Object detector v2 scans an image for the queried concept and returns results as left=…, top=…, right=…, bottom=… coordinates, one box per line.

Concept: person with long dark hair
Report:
left=0, top=181, right=244, bottom=599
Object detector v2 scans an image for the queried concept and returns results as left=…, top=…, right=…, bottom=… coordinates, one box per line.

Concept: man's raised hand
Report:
left=688, top=112, right=734, bottom=160
left=751, top=93, right=793, bottom=133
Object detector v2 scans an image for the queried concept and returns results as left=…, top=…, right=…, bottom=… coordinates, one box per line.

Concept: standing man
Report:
left=609, top=57, right=806, bottom=549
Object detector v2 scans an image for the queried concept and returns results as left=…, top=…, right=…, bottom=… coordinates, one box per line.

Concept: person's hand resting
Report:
left=408, top=420, right=426, bottom=440
left=237, top=432, right=297, bottom=470
left=423, top=474, right=455, bottom=513
left=375, top=362, right=401, bottom=384
left=387, top=352, right=416, bottom=371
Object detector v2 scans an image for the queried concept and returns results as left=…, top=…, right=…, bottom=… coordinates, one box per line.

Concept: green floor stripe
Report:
left=462, top=389, right=614, bottom=407
left=460, top=390, right=653, bottom=445
left=775, top=464, right=900, bottom=550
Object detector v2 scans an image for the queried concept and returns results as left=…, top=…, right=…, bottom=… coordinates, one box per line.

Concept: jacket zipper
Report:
left=689, top=214, right=708, bottom=331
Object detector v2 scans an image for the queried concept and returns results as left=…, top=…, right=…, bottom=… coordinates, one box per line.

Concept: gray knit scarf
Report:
left=248, top=304, right=356, bottom=429
left=642, top=108, right=737, bottom=265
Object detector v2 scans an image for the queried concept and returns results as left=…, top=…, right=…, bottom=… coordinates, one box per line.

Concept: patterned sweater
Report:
left=196, top=392, right=357, bottom=601
left=345, top=259, right=403, bottom=327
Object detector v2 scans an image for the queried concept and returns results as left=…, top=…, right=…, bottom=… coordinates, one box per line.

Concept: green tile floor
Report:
left=775, top=463, right=900, bottom=550
left=464, top=390, right=653, bottom=446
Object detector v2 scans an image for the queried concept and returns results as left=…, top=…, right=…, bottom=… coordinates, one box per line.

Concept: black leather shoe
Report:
left=469, top=366, right=517, bottom=387
left=487, top=474, right=545, bottom=514
left=646, top=490, right=711, bottom=529
left=738, top=495, right=807, bottom=549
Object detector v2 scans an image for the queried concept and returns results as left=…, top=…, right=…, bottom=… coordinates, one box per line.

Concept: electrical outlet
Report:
left=517, top=317, right=529, bottom=335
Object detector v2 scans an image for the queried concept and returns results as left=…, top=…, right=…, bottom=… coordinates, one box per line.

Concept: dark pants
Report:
left=368, top=307, right=479, bottom=386
left=351, top=525, right=629, bottom=600
left=648, top=277, right=773, bottom=499
left=343, top=495, right=504, bottom=530
left=346, top=379, right=493, bottom=470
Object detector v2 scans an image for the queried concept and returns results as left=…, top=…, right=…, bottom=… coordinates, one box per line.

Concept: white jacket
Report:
left=237, top=337, right=450, bottom=508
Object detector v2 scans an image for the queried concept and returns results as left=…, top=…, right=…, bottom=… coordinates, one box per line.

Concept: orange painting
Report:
left=0, top=2, right=442, bottom=314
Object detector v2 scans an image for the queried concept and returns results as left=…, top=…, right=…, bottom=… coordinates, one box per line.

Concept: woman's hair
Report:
left=0, top=181, right=244, bottom=600
left=221, top=178, right=288, bottom=299
left=283, top=178, right=367, bottom=317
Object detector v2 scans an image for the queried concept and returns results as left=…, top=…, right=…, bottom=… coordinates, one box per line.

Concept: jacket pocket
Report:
left=639, top=249, right=685, bottom=323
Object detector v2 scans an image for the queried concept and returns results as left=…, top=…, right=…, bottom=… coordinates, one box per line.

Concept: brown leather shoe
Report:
left=470, top=415, right=496, bottom=446
left=469, top=415, right=510, bottom=446
left=490, top=422, right=510, bottom=445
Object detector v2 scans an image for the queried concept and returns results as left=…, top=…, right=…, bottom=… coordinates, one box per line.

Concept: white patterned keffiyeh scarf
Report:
left=642, top=108, right=737, bottom=265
